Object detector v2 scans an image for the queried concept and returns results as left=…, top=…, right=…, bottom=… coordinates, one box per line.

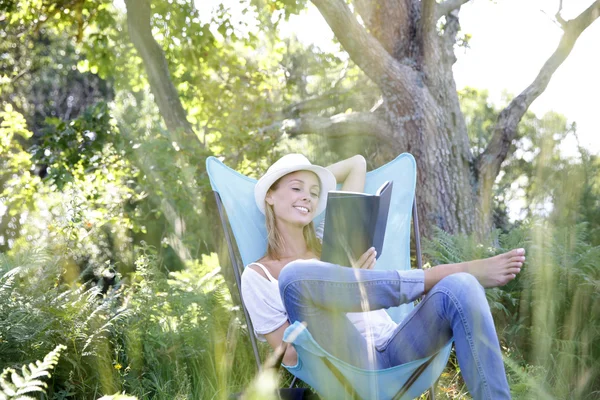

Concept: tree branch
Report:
left=310, top=0, right=416, bottom=94
left=286, top=112, right=394, bottom=146
left=421, top=0, right=436, bottom=34
left=556, top=0, right=568, bottom=28
left=353, top=0, right=411, bottom=60
left=255, top=111, right=393, bottom=146
left=435, top=0, right=471, bottom=20
left=478, top=0, right=600, bottom=195
left=282, top=89, right=350, bottom=116
left=420, top=0, right=439, bottom=66
left=440, top=9, right=460, bottom=65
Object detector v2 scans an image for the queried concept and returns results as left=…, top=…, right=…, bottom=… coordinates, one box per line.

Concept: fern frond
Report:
left=1, top=267, right=21, bottom=282
left=0, top=370, right=18, bottom=396
left=0, top=268, right=20, bottom=298
left=0, top=344, right=66, bottom=400
left=82, top=307, right=133, bottom=353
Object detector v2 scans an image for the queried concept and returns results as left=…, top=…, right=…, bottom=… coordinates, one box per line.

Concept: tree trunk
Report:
left=383, top=86, right=478, bottom=236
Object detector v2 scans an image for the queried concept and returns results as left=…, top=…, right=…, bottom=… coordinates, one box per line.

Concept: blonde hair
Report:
left=264, top=177, right=322, bottom=260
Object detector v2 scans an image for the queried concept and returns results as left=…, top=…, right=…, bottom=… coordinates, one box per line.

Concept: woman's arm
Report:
left=326, top=155, right=366, bottom=192
left=264, top=322, right=298, bottom=366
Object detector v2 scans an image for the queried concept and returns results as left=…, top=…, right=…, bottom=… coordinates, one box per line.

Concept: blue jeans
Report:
left=279, top=259, right=510, bottom=400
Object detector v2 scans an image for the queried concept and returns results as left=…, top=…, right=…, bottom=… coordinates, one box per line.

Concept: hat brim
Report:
left=254, top=165, right=336, bottom=217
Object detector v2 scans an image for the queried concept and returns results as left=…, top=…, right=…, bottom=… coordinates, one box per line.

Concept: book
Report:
left=320, top=181, right=393, bottom=267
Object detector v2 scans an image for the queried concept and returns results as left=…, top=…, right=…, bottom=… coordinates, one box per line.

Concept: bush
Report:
left=0, top=241, right=258, bottom=399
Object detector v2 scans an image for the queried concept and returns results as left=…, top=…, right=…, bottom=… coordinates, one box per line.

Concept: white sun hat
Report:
left=254, top=154, right=337, bottom=216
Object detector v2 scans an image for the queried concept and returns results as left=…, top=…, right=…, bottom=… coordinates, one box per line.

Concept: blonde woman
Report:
left=241, top=154, right=525, bottom=399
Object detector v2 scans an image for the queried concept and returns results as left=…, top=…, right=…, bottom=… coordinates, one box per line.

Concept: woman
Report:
left=241, top=154, right=525, bottom=399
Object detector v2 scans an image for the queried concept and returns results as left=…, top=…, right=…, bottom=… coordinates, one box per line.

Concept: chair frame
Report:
left=213, top=190, right=437, bottom=399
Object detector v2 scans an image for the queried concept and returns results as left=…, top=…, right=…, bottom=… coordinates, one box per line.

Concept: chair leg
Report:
left=288, top=376, right=297, bottom=389
left=429, top=385, right=435, bottom=399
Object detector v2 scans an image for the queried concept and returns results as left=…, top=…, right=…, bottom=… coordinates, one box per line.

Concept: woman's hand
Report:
left=353, top=247, right=377, bottom=270
left=264, top=322, right=298, bottom=367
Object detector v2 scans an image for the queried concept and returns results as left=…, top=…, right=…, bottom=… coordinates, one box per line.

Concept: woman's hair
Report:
left=264, top=176, right=322, bottom=260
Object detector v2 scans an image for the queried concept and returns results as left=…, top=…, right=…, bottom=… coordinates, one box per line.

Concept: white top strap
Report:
left=248, top=262, right=278, bottom=282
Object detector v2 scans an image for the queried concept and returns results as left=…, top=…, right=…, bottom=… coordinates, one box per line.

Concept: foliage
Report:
left=423, top=222, right=600, bottom=399
left=458, top=87, right=600, bottom=243
left=30, top=101, right=118, bottom=189
left=0, top=8, right=114, bottom=152
left=0, top=246, right=131, bottom=397
left=0, top=344, right=66, bottom=400
left=0, top=104, right=38, bottom=213
left=577, top=151, right=600, bottom=246
left=0, top=223, right=261, bottom=399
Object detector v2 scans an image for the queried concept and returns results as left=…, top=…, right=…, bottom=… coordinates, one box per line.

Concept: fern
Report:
left=82, top=307, right=133, bottom=354
left=0, top=344, right=66, bottom=400
left=0, top=268, right=20, bottom=299
left=0, top=248, right=52, bottom=277
left=425, top=222, right=600, bottom=398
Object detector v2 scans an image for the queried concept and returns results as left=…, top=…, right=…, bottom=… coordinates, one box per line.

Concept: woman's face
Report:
left=266, top=170, right=321, bottom=227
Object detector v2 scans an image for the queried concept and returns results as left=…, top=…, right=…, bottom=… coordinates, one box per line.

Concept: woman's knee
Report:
left=437, top=272, right=486, bottom=303
left=278, top=260, right=309, bottom=294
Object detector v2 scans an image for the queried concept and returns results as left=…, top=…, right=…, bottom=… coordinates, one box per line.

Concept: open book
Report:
left=320, top=181, right=393, bottom=267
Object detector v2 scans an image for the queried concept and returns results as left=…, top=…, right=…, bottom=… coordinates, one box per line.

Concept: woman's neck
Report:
left=275, top=221, right=309, bottom=259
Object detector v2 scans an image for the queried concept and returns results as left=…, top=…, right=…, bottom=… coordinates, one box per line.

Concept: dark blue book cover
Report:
left=321, top=181, right=393, bottom=267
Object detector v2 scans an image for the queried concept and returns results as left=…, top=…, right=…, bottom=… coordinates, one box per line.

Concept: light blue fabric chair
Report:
left=207, top=153, right=453, bottom=399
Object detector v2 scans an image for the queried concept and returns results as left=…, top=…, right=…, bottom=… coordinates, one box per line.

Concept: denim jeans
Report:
left=278, top=259, right=511, bottom=400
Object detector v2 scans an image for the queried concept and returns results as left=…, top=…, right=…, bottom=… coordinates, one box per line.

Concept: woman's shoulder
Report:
left=244, top=257, right=271, bottom=280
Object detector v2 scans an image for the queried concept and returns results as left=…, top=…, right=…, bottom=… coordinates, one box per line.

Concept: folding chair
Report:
left=207, top=153, right=453, bottom=399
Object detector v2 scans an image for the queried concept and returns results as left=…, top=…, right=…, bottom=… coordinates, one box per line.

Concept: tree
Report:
left=290, top=0, right=600, bottom=237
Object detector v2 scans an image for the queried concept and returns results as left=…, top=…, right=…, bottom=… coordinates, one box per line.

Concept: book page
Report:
left=375, top=181, right=391, bottom=196
left=328, top=190, right=372, bottom=196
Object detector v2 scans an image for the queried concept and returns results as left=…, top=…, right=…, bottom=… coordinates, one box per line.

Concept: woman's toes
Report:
left=506, top=249, right=521, bottom=259
left=501, top=274, right=516, bottom=286
left=507, top=267, right=521, bottom=274
left=508, top=248, right=525, bottom=257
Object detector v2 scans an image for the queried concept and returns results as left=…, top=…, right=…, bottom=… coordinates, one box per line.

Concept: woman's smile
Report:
left=293, top=205, right=310, bottom=214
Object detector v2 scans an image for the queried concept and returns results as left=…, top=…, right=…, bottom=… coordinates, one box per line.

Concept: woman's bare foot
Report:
left=464, top=248, right=526, bottom=288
